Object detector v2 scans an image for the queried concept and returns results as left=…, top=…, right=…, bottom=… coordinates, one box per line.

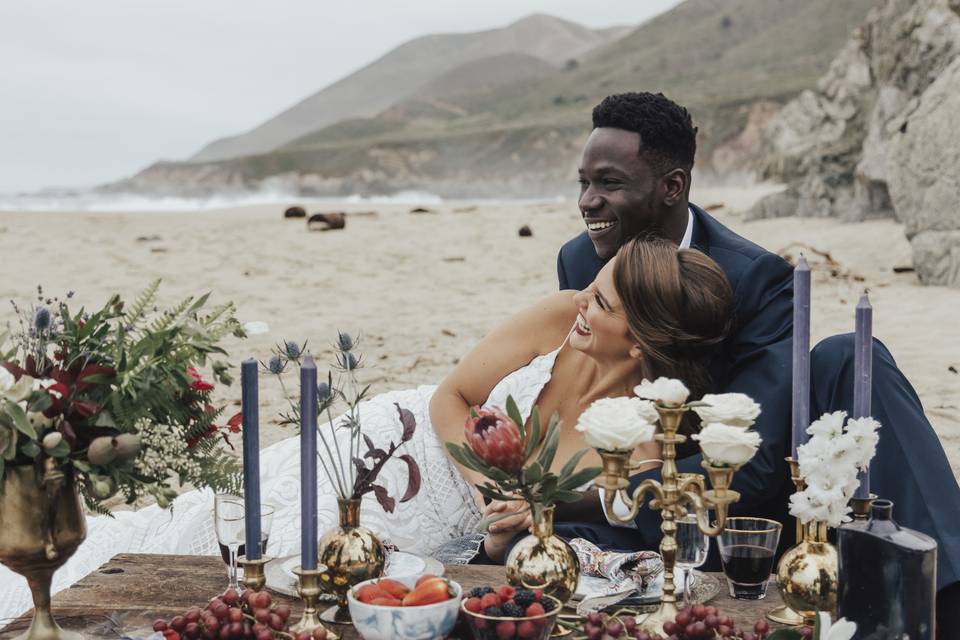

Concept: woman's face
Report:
left=570, top=259, right=638, bottom=362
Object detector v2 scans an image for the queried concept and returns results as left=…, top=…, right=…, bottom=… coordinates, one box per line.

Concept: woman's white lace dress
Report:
left=0, top=349, right=559, bottom=621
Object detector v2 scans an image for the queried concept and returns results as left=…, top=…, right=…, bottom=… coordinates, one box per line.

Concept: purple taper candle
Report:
left=240, top=358, right=261, bottom=560
left=299, top=355, right=318, bottom=570
left=792, top=255, right=811, bottom=459
left=853, top=292, right=873, bottom=498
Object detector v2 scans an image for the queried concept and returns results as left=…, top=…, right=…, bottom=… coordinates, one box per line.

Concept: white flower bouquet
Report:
left=576, top=377, right=763, bottom=469
left=789, top=410, right=881, bottom=527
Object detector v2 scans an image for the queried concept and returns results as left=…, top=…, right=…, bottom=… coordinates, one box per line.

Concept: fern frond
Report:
left=123, top=280, right=160, bottom=329
left=147, top=295, right=194, bottom=335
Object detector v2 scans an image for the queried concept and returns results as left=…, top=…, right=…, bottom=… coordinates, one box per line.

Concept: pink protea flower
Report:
left=465, top=407, right=526, bottom=473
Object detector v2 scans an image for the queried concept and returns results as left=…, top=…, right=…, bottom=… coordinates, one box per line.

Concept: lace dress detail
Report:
left=0, top=349, right=560, bottom=621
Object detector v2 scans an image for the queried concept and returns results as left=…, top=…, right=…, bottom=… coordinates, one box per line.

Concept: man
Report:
left=555, top=91, right=960, bottom=634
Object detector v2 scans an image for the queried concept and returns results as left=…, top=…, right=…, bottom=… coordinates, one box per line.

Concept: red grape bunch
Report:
left=151, top=588, right=326, bottom=640
left=578, top=604, right=805, bottom=640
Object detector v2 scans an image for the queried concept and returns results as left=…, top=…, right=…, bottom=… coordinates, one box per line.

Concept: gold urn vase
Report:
left=775, top=521, right=838, bottom=622
left=318, top=498, right=385, bottom=624
left=505, top=504, right=579, bottom=603
left=0, top=461, right=87, bottom=640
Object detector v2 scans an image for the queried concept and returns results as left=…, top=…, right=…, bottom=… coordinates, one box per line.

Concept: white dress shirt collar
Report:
left=679, top=206, right=694, bottom=249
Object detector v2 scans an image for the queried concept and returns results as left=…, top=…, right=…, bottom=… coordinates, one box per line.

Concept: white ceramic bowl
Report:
left=347, top=575, right=462, bottom=640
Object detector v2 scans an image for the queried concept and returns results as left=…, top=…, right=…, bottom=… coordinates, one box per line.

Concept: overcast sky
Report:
left=0, top=1, right=681, bottom=194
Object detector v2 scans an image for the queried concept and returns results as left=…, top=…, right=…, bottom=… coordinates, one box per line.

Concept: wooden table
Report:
left=1, top=554, right=787, bottom=639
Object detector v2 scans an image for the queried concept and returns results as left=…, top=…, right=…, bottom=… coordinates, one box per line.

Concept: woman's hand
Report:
left=482, top=499, right=533, bottom=563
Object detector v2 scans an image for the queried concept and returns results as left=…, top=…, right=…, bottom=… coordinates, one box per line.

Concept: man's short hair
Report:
left=591, top=92, right=698, bottom=174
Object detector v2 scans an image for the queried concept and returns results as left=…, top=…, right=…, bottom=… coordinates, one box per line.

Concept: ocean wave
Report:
left=0, top=189, right=448, bottom=212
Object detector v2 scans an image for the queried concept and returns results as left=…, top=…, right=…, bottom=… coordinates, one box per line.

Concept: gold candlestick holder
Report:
left=237, top=555, right=271, bottom=592
left=595, top=406, right=742, bottom=635
left=291, top=565, right=339, bottom=639
left=767, top=457, right=806, bottom=626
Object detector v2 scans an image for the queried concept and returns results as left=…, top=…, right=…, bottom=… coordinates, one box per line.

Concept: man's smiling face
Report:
left=578, top=127, right=661, bottom=260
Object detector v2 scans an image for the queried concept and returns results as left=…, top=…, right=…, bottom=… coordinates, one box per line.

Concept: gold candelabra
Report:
left=766, top=458, right=806, bottom=626
left=595, top=406, right=742, bottom=635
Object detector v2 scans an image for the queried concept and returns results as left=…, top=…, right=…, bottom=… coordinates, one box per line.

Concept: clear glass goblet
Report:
left=214, top=494, right=275, bottom=591
left=675, top=513, right=709, bottom=607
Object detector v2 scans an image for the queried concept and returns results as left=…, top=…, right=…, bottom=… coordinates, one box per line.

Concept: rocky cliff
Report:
left=752, top=0, right=960, bottom=286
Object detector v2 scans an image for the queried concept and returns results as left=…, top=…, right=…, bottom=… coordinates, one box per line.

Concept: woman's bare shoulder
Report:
left=523, top=291, right=578, bottom=353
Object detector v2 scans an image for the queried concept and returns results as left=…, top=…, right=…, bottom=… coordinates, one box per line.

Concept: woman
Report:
left=0, top=237, right=732, bottom=620
left=430, top=236, right=732, bottom=561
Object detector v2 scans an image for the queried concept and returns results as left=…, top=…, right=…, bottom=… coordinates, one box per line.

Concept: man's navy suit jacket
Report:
left=557, top=204, right=795, bottom=550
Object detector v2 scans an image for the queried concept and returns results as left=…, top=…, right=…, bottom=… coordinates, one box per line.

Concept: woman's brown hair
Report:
left=613, top=236, right=734, bottom=432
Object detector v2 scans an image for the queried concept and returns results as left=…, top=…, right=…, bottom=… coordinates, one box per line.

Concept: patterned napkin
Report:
left=569, top=538, right=664, bottom=612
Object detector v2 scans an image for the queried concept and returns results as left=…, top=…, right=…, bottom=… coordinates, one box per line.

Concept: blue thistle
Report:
left=337, top=331, right=353, bottom=352
left=284, top=340, right=302, bottom=358
left=317, top=382, right=331, bottom=402
left=33, top=307, right=52, bottom=331
left=345, top=352, right=359, bottom=371
left=267, top=355, right=285, bottom=375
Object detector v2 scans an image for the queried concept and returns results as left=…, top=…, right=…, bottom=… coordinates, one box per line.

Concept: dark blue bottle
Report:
left=838, top=499, right=937, bottom=639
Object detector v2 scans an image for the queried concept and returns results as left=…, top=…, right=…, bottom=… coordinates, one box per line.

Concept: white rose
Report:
left=576, top=397, right=656, bottom=451
left=635, top=398, right=660, bottom=425
left=633, top=377, right=690, bottom=407
left=807, top=410, right=846, bottom=438
left=0, top=367, right=15, bottom=394
left=693, top=393, right=761, bottom=428
left=4, top=374, right=34, bottom=402
left=693, top=422, right=761, bottom=467
left=243, top=321, right=270, bottom=336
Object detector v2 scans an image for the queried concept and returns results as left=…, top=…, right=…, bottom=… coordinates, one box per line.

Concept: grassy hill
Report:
left=119, top=1, right=877, bottom=197
left=190, top=14, right=623, bottom=162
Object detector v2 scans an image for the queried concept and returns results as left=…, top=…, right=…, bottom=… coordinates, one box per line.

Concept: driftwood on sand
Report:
left=284, top=206, right=306, bottom=219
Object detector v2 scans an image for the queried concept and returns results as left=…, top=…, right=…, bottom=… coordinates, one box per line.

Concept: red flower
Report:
left=464, top=407, right=526, bottom=473
left=186, top=367, right=201, bottom=381
left=190, top=379, right=214, bottom=392
left=227, top=412, right=243, bottom=433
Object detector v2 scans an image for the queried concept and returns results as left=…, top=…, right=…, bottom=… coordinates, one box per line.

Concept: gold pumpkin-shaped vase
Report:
left=318, top=498, right=385, bottom=623
left=0, top=461, right=87, bottom=640
left=505, top=505, right=579, bottom=603
left=776, top=520, right=838, bottom=622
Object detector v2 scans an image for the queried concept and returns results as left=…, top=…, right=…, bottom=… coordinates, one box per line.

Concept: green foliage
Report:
left=0, top=282, right=243, bottom=509
left=446, top=394, right=601, bottom=525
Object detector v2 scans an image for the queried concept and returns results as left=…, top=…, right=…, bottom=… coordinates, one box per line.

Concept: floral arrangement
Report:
left=789, top=410, right=880, bottom=526
left=445, top=396, right=601, bottom=525
left=0, top=282, right=244, bottom=511
left=574, top=376, right=763, bottom=469
left=263, top=332, right=420, bottom=512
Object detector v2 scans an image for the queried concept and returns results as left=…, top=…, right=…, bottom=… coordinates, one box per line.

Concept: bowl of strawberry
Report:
left=347, top=574, right=462, bottom=640
left=459, top=585, right=561, bottom=640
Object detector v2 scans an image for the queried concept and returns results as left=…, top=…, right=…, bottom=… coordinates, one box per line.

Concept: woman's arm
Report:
left=430, top=291, right=578, bottom=487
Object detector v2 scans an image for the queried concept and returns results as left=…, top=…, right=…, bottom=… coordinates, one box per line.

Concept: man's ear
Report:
left=661, top=168, right=688, bottom=206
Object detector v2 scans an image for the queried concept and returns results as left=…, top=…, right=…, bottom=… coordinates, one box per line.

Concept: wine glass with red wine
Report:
left=214, top=494, right=275, bottom=591
left=717, top=517, right=782, bottom=600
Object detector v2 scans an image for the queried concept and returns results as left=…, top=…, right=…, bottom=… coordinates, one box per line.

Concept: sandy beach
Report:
left=1, top=185, right=958, bottom=479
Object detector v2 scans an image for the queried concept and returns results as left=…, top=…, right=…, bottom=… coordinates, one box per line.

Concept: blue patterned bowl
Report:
left=347, top=575, right=462, bottom=640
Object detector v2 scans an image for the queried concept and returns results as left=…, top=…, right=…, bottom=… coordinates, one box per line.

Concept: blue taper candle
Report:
left=853, top=292, right=873, bottom=498
left=240, top=358, right=261, bottom=560
left=792, top=255, right=811, bottom=459
left=299, top=355, right=318, bottom=570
